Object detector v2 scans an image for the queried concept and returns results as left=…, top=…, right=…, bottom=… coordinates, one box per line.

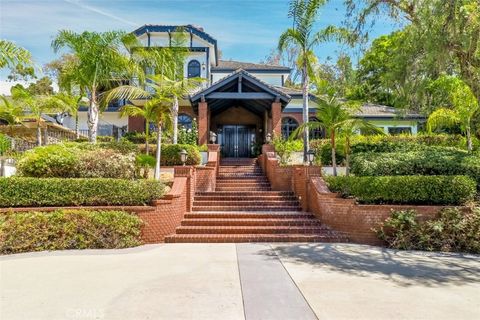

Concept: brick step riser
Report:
left=194, top=196, right=298, bottom=201
left=193, top=201, right=300, bottom=206
left=196, top=192, right=295, bottom=196
left=165, top=235, right=348, bottom=243
left=175, top=228, right=334, bottom=235
left=216, top=178, right=269, bottom=182
left=185, top=213, right=315, bottom=219
left=215, top=184, right=272, bottom=188
left=192, top=207, right=302, bottom=212
left=215, top=188, right=273, bottom=192
left=181, top=220, right=322, bottom=227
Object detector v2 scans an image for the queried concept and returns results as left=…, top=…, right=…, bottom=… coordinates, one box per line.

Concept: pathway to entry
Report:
left=1, top=243, right=479, bottom=320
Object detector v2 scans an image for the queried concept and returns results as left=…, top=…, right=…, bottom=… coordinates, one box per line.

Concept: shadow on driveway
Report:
left=266, top=243, right=480, bottom=287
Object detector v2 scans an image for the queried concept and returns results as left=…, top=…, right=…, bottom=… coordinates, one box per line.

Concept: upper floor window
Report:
left=188, top=60, right=201, bottom=78
left=281, top=117, right=299, bottom=139
left=178, top=114, right=193, bottom=129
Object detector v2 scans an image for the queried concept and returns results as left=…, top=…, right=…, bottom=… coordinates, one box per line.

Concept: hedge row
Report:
left=350, top=148, right=480, bottom=185
left=0, top=210, right=143, bottom=254
left=138, top=144, right=201, bottom=166
left=325, top=175, right=476, bottom=205
left=0, top=178, right=164, bottom=207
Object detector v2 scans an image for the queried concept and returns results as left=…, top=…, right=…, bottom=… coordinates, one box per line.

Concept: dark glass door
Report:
left=222, top=125, right=252, bottom=157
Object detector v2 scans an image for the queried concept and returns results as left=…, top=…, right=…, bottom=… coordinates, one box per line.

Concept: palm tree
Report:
left=278, top=0, right=349, bottom=161
left=0, top=95, right=25, bottom=131
left=102, top=74, right=173, bottom=180
left=119, top=103, right=158, bottom=155
left=0, top=39, right=31, bottom=69
left=427, top=82, right=479, bottom=152
left=52, top=30, right=139, bottom=143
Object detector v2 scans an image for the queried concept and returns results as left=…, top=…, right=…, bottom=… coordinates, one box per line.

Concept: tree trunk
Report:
left=36, top=120, right=42, bottom=146
left=345, top=137, right=350, bottom=176
left=87, top=88, right=99, bottom=143
left=154, top=125, right=162, bottom=181
left=302, top=64, right=309, bottom=162
left=75, top=112, right=80, bottom=139
left=145, top=121, right=150, bottom=155
left=172, top=96, right=179, bottom=144
left=466, top=126, right=473, bottom=152
left=331, top=130, right=337, bottom=176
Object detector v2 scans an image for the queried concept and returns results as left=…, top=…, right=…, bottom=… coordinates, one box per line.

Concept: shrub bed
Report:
left=16, top=143, right=138, bottom=178
left=325, top=175, right=476, bottom=205
left=0, top=209, right=143, bottom=254
left=139, top=144, right=201, bottom=166
left=0, top=178, right=164, bottom=207
left=376, top=208, right=480, bottom=253
left=350, top=148, right=480, bottom=185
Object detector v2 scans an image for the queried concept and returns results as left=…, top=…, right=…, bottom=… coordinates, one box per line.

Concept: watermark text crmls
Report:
left=65, top=308, right=104, bottom=319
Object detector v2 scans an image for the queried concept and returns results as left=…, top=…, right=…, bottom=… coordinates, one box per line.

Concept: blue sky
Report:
left=0, top=0, right=398, bottom=90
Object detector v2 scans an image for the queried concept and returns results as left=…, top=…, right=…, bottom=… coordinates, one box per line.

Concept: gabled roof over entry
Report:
left=190, top=69, right=291, bottom=116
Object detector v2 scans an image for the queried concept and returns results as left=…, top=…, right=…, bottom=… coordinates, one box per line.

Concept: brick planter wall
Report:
left=1, top=147, right=220, bottom=244
left=308, top=177, right=452, bottom=245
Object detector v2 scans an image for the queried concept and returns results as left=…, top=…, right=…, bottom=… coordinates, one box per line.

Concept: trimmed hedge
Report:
left=0, top=210, right=143, bottom=254
left=325, top=175, right=476, bottom=205
left=350, top=148, right=480, bottom=185
left=139, top=144, right=201, bottom=166
left=0, top=178, right=164, bottom=207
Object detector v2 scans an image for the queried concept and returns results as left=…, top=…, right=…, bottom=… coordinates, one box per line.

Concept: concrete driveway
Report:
left=1, top=243, right=479, bottom=320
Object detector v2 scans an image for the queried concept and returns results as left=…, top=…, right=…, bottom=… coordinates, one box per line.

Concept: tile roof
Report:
left=355, top=104, right=424, bottom=118
left=212, top=60, right=291, bottom=72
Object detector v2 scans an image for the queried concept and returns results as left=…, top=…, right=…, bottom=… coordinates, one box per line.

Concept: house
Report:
left=64, top=24, right=425, bottom=157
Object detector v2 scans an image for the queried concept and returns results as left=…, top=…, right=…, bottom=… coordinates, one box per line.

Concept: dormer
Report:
left=131, top=24, right=218, bottom=80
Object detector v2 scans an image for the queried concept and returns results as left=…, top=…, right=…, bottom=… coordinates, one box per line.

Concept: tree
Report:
left=427, top=76, right=479, bottom=152
left=9, top=86, right=72, bottom=145
left=314, top=53, right=357, bottom=97
left=345, top=0, right=480, bottom=107
left=0, top=39, right=31, bottom=69
left=102, top=74, right=173, bottom=180
left=279, top=0, right=349, bottom=161
left=119, top=103, right=157, bottom=155
left=261, top=45, right=301, bottom=85
left=52, top=30, right=138, bottom=143
left=0, top=95, right=25, bottom=135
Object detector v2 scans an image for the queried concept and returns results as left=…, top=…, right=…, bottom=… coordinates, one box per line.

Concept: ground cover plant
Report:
left=0, top=177, right=164, bottom=207
left=325, top=175, right=476, bottom=205
left=0, top=209, right=143, bottom=254
left=376, top=208, right=480, bottom=254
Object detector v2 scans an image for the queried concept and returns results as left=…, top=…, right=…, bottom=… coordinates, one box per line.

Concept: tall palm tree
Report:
left=0, top=39, right=31, bottom=69
left=278, top=0, right=349, bottom=161
left=102, top=74, right=173, bottom=180
left=52, top=30, right=139, bottom=143
left=119, top=103, right=158, bottom=155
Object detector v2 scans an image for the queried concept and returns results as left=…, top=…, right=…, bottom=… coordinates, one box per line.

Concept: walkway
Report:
left=1, top=244, right=479, bottom=320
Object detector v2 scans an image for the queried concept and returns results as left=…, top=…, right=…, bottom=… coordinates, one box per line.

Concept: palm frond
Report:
left=0, top=39, right=32, bottom=69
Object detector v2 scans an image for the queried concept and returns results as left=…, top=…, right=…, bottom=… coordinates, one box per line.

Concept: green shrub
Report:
left=309, top=139, right=345, bottom=165
left=273, top=137, right=303, bottom=165
left=177, top=119, right=198, bottom=145
left=0, top=209, right=143, bottom=254
left=16, top=144, right=79, bottom=178
left=376, top=208, right=480, bottom=253
left=96, top=140, right=139, bottom=154
left=135, top=154, right=156, bottom=179
left=16, top=143, right=138, bottom=178
left=0, top=177, right=164, bottom=207
left=97, top=136, right=114, bottom=142
left=158, top=144, right=201, bottom=166
left=350, top=148, right=480, bottom=185
left=197, top=144, right=208, bottom=152
left=122, top=132, right=156, bottom=144
left=0, top=133, right=11, bottom=156
left=325, top=175, right=476, bottom=205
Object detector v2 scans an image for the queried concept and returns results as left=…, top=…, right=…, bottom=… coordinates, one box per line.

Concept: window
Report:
left=187, top=60, right=201, bottom=78
left=388, top=127, right=412, bottom=135
left=178, top=114, right=193, bottom=129
left=309, top=117, right=325, bottom=139
left=281, top=117, right=299, bottom=139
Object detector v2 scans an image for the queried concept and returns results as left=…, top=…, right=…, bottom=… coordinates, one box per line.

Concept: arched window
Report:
left=281, top=117, right=299, bottom=139
left=187, top=60, right=201, bottom=78
left=178, top=114, right=193, bottom=129
left=309, top=117, right=325, bottom=140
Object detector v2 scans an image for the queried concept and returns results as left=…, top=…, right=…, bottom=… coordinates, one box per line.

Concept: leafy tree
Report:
left=261, top=45, right=301, bottom=85
left=345, top=0, right=480, bottom=107
left=102, top=75, right=173, bottom=180
left=0, top=39, right=31, bottom=69
left=279, top=0, right=349, bottom=161
left=7, top=64, right=36, bottom=81
left=314, top=54, right=357, bottom=97
left=427, top=76, right=479, bottom=152
left=52, top=30, right=139, bottom=143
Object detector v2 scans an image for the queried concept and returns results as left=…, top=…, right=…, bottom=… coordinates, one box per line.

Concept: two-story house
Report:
left=64, top=24, right=424, bottom=157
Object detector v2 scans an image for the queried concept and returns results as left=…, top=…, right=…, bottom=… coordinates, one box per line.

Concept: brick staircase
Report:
left=165, top=158, right=347, bottom=243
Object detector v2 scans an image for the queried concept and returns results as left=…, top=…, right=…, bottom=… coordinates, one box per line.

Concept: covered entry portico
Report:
left=190, top=69, right=291, bottom=157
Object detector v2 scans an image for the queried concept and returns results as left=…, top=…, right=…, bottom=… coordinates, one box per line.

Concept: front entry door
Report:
left=223, top=125, right=252, bottom=157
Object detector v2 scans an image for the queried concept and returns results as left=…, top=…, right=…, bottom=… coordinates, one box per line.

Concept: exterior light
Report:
left=307, top=150, right=315, bottom=166
left=179, top=149, right=188, bottom=166
left=266, top=133, right=272, bottom=144
left=201, top=62, right=206, bottom=70
left=210, top=132, right=217, bottom=144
